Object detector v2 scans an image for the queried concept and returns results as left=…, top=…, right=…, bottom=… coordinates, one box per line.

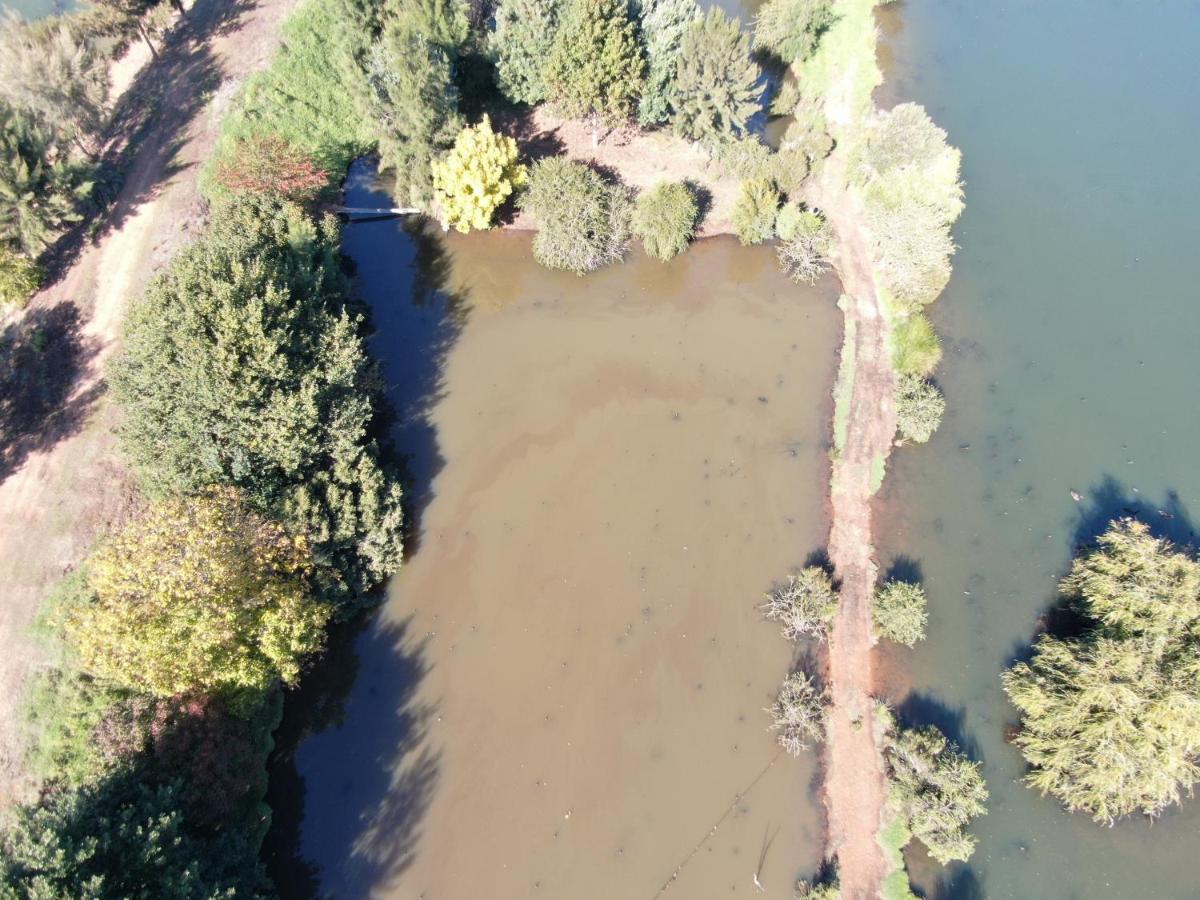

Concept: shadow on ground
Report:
left=0, top=303, right=103, bottom=484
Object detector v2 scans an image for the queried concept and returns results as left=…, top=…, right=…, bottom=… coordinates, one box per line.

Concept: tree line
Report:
left=0, top=0, right=183, bottom=308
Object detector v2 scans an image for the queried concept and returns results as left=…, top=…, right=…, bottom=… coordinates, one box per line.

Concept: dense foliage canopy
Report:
left=518, top=157, right=631, bottom=274
left=895, top=374, right=944, bottom=443
left=732, top=177, right=780, bottom=246
left=0, top=774, right=265, bottom=899
left=110, top=198, right=404, bottom=611
left=753, top=0, right=834, bottom=65
left=1002, top=519, right=1200, bottom=824
left=432, top=115, right=526, bottom=233
left=491, top=0, right=560, bottom=105
left=543, top=0, right=645, bottom=129
left=672, top=8, right=760, bottom=143
left=632, top=0, right=697, bottom=126
left=58, top=488, right=329, bottom=698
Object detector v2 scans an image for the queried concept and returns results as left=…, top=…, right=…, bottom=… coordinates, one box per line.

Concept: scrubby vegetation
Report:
left=519, top=157, right=631, bottom=274
left=879, top=706, right=988, bottom=865
left=769, top=671, right=826, bottom=756
left=753, top=0, right=835, bottom=65
left=213, top=133, right=328, bottom=202
left=776, top=207, right=832, bottom=284
left=890, top=312, right=941, bottom=377
left=631, top=180, right=697, bottom=261
left=872, top=580, right=928, bottom=646
left=1003, top=519, right=1200, bottom=824
left=761, top=567, right=838, bottom=642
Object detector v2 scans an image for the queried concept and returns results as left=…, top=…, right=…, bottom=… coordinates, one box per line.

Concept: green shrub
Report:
left=872, top=580, right=927, bottom=646
left=1002, top=519, right=1200, bottom=824
left=890, top=312, right=941, bottom=376
left=110, top=197, right=404, bottom=612
left=23, top=668, right=129, bottom=787
left=518, top=157, right=631, bottom=274
left=732, top=177, right=780, bottom=246
left=631, top=181, right=697, bottom=261
left=880, top=707, right=988, bottom=865
left=761, top=567, right=838, bottom=642
left=0, top=245, right=43, bottom=307
left=895, top=374, right=944, bottom=443
left=768, top=671, right=826, bottom=755
left=753, top=0, right=835, bottom=64
left=673, top=8, right=760, bottom=142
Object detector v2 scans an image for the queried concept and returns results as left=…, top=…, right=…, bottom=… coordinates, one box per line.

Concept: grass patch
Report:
left=832, top=305, right=857, bottom=454
left=878, top=813, right=918, bottom=900
left=791, top=0, right=882, bottom=128
left=869, top=452, right=886, bottom=494
left=891, top=312, right=941, bottom=376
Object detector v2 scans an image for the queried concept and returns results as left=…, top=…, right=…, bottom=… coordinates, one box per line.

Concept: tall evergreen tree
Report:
left=672, top=7, right=761, bottom=143
left=543, top=0, right=645, bottom=145
left=632, top=0, right=698, bottom=126
left=491, top=0, right=561, bottom=105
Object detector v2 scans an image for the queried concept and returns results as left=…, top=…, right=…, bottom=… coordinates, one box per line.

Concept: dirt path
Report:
left=0, top=0, right=296, bottom=809
left=804, top=33, right=897, bottom=900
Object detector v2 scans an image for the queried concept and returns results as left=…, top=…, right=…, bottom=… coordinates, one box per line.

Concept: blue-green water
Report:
left=0, top=0, right=72, bottom=18
left=877, top=1, right=1200, bottom=896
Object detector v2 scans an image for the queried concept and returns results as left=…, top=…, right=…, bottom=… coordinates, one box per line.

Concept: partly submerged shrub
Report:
left=631, top=180, right=698, bottom=261
left=761, top=567, right=838, bottom=641
left=518, top=157, right=632, bottom=274
left=776, top=208, right=832, bottom=284
left=872, top=580, right=928, bottom=646
left=732, top=177, right=781, bottom=246
left=768, top=671, right=826, bottom=755
left=895, top=374, right=945, bottom=443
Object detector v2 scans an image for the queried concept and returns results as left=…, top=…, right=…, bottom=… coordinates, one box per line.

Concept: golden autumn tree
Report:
left=431, top=115, right=526, bottom=233
left=60, top=488, right=330, bottom=698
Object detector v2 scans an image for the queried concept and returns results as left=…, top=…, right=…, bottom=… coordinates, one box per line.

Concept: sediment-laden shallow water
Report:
left=263, top=163, right=839, bottom=898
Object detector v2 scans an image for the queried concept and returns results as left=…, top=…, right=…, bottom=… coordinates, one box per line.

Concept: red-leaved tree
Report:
left=214, top=134, right=328, bottom=202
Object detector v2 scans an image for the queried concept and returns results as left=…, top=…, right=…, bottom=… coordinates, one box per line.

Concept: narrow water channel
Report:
left=264, top=162, right=839, bottom=897
left=877, top=2, right=1200, bottom=897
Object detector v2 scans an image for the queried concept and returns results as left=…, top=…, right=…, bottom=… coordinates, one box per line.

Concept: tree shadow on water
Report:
left=928, top=863, right=984, bottom=900
left=341, top=160, right=469, bottom=556
left=1004, top=475, right=1197, bottom=669
left=0, top=302, right=103, bottom=484
left=893, top=692, right=982, bottom=763
left=263, top=615, right=438, bottom=899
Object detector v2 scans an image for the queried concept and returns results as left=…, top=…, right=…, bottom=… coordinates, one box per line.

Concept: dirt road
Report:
left=0, top=0, right=296, bottom=808
left=805, top=19, right=897, bottom=899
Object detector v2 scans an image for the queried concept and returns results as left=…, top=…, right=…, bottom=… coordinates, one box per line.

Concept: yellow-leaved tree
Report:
left=59, top=487, right=331, bottom=698
left=431, top=115, right=527, bottom=233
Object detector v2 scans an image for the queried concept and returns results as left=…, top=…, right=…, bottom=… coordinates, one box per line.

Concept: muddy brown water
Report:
left=263, top=162, right=839, bottom=898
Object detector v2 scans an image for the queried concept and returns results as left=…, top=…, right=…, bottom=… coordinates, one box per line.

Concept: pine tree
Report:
left=543, top=0, right=645, bottom=145
left=632, top=0, right=698, bottom=126
left=492, top=0, right=561, bottom=105
left=672, top=7, right=761, bottom=143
